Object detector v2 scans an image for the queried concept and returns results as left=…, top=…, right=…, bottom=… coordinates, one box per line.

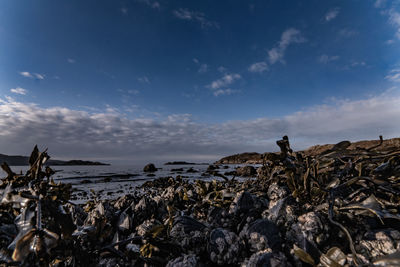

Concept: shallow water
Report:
left=6, top=163, right=259, bottom=203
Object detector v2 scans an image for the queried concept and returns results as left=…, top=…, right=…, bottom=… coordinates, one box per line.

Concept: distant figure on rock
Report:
left=143, top=163, right=157, bottom=172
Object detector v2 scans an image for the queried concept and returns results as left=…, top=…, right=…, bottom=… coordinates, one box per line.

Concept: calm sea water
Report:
left=5, top=164, right=258, bottom=203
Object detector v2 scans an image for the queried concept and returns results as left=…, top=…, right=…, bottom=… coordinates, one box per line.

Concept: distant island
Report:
left=0, top=153, right=109, bottom=166
left=164, top=161, right=208, bottom=165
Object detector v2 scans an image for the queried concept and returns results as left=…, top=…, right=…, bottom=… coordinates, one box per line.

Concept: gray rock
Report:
left=208, top=228, right=241, bottom=265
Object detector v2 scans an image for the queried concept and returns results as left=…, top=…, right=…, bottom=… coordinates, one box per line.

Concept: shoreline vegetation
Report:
left=1, top=136, right=400, bottom=266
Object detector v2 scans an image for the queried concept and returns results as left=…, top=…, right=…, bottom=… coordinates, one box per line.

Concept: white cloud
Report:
left=173, top=8, right=219, bottom=28
left=213, top=88, right=239, bottom=96
left=325, top=7, right=340, bottom=21
left=67, top=58, right=76, bottom=64
left=248, top=62, right=268, bottom=73
left=1, top=91, right=399, bottom=163
left=19, top=72, right=33, bottom=78
left=268, top=28, right=306, bottom=64
left=121, top=7, right=128, bottom=14
left=10, top=87, right=27, bottom=95
left=385, top=69, right=400, bottom=82
left=34, top=73, right=45, bottom=80
left=19, top=72, right=45, bottom=80
left=208, top=73, right=241, bottom=89
left=319, top=54, right=340, bottom=64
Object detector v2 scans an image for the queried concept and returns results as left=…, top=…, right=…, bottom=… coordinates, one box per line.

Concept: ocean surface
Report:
left=6, top=163, right=259, bottom=203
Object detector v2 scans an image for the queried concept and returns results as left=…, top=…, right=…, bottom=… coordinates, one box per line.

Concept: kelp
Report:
left=1, top=137, right=400, bottom=266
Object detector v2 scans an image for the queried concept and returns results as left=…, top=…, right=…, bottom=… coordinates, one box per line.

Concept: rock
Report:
left=143, top=163, right=157, bottom=172
left=166, top=254, right=199, bottom=267
left=236, top=166, right=256, bottom=177
left=240, top=219, right=281, bottom=252
left=208, top=228, right=241, bottom=265
left=229, top=191, right=261, bottom=215
left=243, top=250, right=290, bottom=267
left=358, top=229, right=400, bottom=259
left=186, top=167, right=198, bottom=173
left=170, top=216, right=207, bottom=254
left=207, top=165, right=219, bottom=172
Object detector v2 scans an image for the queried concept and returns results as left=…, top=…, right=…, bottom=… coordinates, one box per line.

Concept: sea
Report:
left=6, top=164, right=259, bottom=203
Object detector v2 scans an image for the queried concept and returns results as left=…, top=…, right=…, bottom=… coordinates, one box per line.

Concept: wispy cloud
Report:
left=67, top=58, right=76, bottom=64
left=19, top=72, right=45, bottom=80
left=325, top=7, right=340, bottom=22
left=338, top=28, right=358, bottom=38
left=248, top=62, right=268, bottom=73
left=319, top=54, right=340, bottom=64
left=121, top=7, right=128, bottom=14
left=213, top=88, right=239, bottom=97
left=374, top=2, right=400, bottom=40
left=192, top=58, right=208, bottom=73
left=173, top=8, right=219, bottom=28
left=374, top=0, right=386, bottom=8
left=1, top=91, right=399, bottom=162
left=138, top=76, right=150, bottom=83
left=385, top=69, right=400, bottom=82
left=268, top=28, right=306, bottom=64
left=198, top=64, right=208, bottom=73
left=208, top=73, right=241, bottom=89
left=10, top=87, right=27, bottom=95
left=135, top=0, right=160, bottom=9
left=389, top=8, right=400, bottom=39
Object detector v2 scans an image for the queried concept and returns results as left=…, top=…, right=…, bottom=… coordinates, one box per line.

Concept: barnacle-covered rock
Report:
left=263, top=197, right=296, bottom=228
left=207, top=206, right=230, bottom=228
left=208, top=228, right=241, bottom=265
left=240, top=219, right=281, bottom=252
left=358, top=229, right=400, bottom=259
left=170, top=216, right=207, bottom=254
left=242, top=249, right=291, bottom=267
left=267, top=183, right=288, bottom=207
left=166, top=254, right=199, bottom=267
left=229, top=191, right=256, bottom=215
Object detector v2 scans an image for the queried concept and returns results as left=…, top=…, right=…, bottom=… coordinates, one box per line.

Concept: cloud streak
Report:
left=248, top=62, right=268, bottom=73
left=173, top=8, right=219, bottom=28
left=268, top=28, right=306, bottom=64
left=10, top=87, right=27, bottom=95
left=19, top=72, right=45, bottom=80
left=1, top=90, right=399, bottom=163
left=325, top=8, right=340, bottom=21
left=208, top=73, right=241, bottom=90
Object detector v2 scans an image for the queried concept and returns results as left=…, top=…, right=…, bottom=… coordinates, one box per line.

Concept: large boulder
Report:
left=143, top=163, right=157, bottom=172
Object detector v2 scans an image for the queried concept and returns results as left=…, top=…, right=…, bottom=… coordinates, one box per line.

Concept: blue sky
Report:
left=1, top=0, right=400, bottom=163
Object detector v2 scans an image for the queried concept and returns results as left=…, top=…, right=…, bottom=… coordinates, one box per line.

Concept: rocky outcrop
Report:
left=215, top=152, right=262, bottom=164
left=143, top=163, right=157, bottom=172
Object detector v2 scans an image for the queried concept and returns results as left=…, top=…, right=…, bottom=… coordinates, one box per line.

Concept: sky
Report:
left=1, top=0, right=400, bottom=164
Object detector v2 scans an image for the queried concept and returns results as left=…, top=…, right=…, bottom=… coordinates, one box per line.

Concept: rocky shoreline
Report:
left=1, top=137, right=400, bottom=266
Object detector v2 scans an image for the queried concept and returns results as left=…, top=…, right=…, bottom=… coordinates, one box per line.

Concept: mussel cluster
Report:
left=1, top=137, right=400, bottom=266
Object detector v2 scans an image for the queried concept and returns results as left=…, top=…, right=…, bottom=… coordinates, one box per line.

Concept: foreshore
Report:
left=1, top=137, right=400, bottom=266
